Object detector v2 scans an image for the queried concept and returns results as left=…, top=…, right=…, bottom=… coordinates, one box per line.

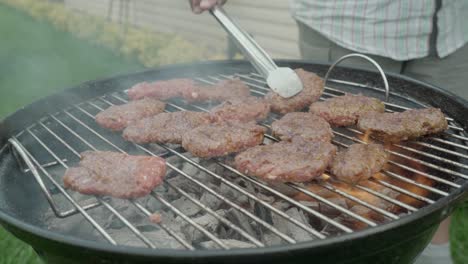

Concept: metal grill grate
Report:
left=8, top=71, right=468, bottom=250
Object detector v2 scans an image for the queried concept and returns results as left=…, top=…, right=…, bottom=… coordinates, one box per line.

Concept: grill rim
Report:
left=0, top=59, right=467, bottom=259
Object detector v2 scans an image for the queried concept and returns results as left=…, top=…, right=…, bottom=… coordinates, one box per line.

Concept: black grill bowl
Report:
left=0, top=60, right=467, bottom=264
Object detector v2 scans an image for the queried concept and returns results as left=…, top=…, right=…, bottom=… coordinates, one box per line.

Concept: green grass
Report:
left=0, top=3, right=143, bottom=263
left=0, top=4, right=143, bottom=118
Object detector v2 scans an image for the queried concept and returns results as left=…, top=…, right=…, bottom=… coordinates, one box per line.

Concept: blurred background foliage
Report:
left=1, top=0, right=224, bottom=68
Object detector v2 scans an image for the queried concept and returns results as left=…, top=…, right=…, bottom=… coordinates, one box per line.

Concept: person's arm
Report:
left=189, top=0, right=226, bottom=14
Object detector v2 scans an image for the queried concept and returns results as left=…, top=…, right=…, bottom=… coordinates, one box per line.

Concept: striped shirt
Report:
left=290, top=0, right=468, bottom=60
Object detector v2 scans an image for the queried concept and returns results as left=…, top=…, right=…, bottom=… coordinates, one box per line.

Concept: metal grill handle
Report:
left=8, top=137, right=100, bottom=218
left=210, top=6, right=277, bottom=78
left=324, top=53, right=390, bottom=102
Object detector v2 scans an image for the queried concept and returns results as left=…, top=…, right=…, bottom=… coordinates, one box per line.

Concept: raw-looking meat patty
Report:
left=127, top=78, right=250, bottom=102
left=265, top=68, right=324, bottom=114
left=128, top=79, right=195, bottom=100
left=95, top=98, right=166, bottom=131
left=188, top=78, right=251, bottom=102
left=210, top=97, right=270, bottom=123
left=182, top=122, right=266, bottom=158
left=309, top=94, right=385, bottom=126
left=63, top=151, right=166, bottom=198
left=123, top=111, right=212, bottom=144
left=357, top=108, right=448, bottom=143
left=234, top=139, right=337, bottom=183
left=330, top=144, right=389, bottom=184
left=271, top=112, right=333, bottom=142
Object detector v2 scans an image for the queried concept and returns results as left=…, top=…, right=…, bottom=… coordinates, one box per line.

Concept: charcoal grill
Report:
left=0, top=60, right=467, bottom=264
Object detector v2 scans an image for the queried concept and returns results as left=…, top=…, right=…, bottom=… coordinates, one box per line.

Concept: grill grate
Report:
left=8, top=71, right=468, bottom=250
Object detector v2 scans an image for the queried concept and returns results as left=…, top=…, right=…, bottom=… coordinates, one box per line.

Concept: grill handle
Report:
left=324, top=53, right=390, bottom=102
left=8, top=137, right=100, bottom=218
left=210, top=6, right=277, bottom=78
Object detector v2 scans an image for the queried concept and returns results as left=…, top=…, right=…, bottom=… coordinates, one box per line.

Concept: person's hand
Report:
left=189, top=0, right=227, bottom=14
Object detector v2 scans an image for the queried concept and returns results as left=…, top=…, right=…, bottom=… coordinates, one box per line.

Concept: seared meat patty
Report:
left=271, top=112, right=333, bottom=142
left=234, top=139, right=337, bottom=183
left=128, top=79, right=195, bottom=101
left=127, top=78, right=250, bottom=102
left=63, top=151, right=166, bottom=198
left=123, top=111, right=212, bottom=144
left=188, top=78, right=251, bottom=102
left=309, top=94, right=385, bottom=126
left=210, top=97, right=270, bottom=123
left=95, top=98, right=166, bottom=131
left=357, top=108, right=448, bottom=143
left=330, top=144, right=389, bottom=184
left=182, top=122, right=266, bottom=158
left=265, top=69, right=324, bottom=114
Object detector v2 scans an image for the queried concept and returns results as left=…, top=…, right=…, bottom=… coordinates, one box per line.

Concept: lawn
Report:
left=0, top=3, right=143, bottom=263
left=0, top=4, right=144, bottom=118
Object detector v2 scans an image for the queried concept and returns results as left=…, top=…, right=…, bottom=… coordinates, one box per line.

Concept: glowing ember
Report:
left=291, top=129, right=435, bottom=231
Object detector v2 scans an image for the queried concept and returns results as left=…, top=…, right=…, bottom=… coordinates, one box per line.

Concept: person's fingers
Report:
left=199, top=0, right=222, bottom=10
left=189, top=0, right=203, bottom=14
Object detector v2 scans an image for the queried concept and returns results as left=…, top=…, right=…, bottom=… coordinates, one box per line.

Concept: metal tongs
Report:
left=210, top=6, right=303, bottom=98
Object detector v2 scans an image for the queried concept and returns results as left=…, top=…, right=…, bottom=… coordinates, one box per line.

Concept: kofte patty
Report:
left=265, top=68, right=324, bottom=114
left=309, top=94, right=385, bottom=126
left=271, top=112, right=333, bottom=142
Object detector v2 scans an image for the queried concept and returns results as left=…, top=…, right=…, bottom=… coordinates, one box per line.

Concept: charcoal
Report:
left=147, top=143, right=168, bottom=156
left=139, top=195, right=164, bottom=213
left=103, top=199, right=150, bottom=229
left=165, top=155, right=183, bottom=169
left=181, top=210, right=226, bottom=242
left=256, top=192, right=275, bottom=204
left=266, top=182, right=299, bottom=196
left=321, top=215, right=349, bottom=236
left=167, top=176, right=201, bottom=195
left=196, top=160, right=224, bottom=184
left=200, top=239, right=255, bottom=249
left=271, top=208, right=315, bottom=242
left=272, top=200, right=291, bottom=211
left=181, top=159, right=201, bottom=176
left=200, top=185, right=223, bottom=210
left=319, top=197, right=348, bottom=218
left=299, top=200, right=320, bottom=210
left=172, top=196, right=202, bottom=216
left=219, top=183, right=249, bottom=205
left=262, top=232, right=282, bottom=246
left=225, top=209, right=256, bottom=238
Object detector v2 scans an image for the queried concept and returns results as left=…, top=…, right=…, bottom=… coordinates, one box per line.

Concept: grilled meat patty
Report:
left=127, top=78, right=250, bottom=102
left=271, top=112, right=333, bottom=142
left=128, top=79, right=195, bottom=101
left=189, top=78, right=251, bottom=102
left=182, top=122, right=266, bottom=158
left=234, top=139, right=337, bottom=183
left=357, top=108, right=448, bottom=143
left=265, top=69, right=324, bottom=114
left=123, top=111, right=212, bottom=144
left=330, top=144, right=389, bottom=184
left=210, top=97, right=270, bottom=123
left=95, top=98, right=166, bottom=131
left=309, top=94, right=385, bottom=126
left=63, top=151, right=166, bottom=198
